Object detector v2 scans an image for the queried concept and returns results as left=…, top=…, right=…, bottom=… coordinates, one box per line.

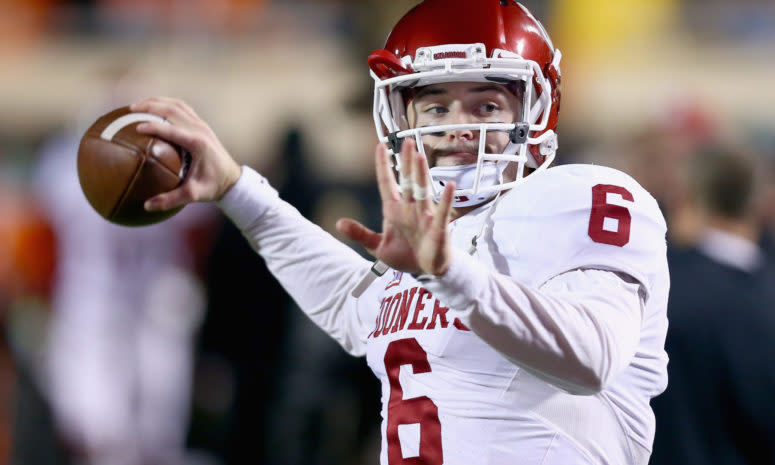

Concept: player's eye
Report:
left=479, top=103, right=499, bottom=114
left=426, top=105, right=448, bottom=115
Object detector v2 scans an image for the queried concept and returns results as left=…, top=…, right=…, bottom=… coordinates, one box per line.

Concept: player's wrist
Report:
left=420, top=251, right=487, bottom=309
left=431, top=257, right=452, bottom=277
left=217, top=165, right=280, bottom=228
left=217, top=162, right=243, bottom=201
left=411, top=271, right=435, bottom=283
left=412, top=253, right=452, bottom=282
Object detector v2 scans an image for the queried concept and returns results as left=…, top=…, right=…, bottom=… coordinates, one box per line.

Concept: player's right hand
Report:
left=130, top=97, right=242, bottom=212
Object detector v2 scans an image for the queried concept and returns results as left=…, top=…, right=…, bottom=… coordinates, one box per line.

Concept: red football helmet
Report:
left=368, top=0, right=562, bottom=205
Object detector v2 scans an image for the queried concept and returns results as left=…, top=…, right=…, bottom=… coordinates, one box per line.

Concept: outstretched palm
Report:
left=336, top=139, right=456, bottom=276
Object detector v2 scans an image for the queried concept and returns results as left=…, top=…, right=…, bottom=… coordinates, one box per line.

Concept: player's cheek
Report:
left=418, top=137, right=437, bottom=167
left=486, top=133, right=510, bottom=154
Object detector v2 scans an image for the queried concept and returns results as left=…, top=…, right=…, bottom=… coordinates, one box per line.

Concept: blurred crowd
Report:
left=1, top=1, right=774, bottom=465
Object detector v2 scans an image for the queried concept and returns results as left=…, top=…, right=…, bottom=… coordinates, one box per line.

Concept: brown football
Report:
left=77, top=106, right=190, bottom=226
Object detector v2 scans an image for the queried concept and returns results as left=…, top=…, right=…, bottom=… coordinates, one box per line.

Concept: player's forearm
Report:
left=424, top=251, right=643, bottom=395
left=218, top=166, right=372, bottom=355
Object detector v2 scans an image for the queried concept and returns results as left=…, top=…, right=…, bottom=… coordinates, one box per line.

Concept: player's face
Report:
left=406, top=81, right=522, bottom=169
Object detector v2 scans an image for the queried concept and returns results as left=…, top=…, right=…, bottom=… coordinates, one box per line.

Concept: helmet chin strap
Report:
left=429, top=162, right=504, bottom=207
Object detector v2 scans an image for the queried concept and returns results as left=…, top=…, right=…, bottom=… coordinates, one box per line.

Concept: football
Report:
left=77, top=106, right=190, bottom=226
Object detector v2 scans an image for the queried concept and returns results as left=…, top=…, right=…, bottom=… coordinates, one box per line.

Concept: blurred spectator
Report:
left=19, top=75, right=217, bottom=465
left=650, top=144, right=775, bottom=465
left=617, top=100, right=723, bottom=247
left=2, top=190, right=59, bottom=465
left=753, top=138, right=775, bottom=258
left=1, top=160, right=58, bottom=464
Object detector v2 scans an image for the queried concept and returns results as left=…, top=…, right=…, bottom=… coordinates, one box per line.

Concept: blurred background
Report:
left=0, top=1, right=774, bottom=464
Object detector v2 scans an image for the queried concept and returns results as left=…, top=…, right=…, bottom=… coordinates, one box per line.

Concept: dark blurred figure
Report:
left=650, top=145, right=775, bottom=465
left=262, top=128, right=381, bottom=465
left=185, top=212, right=289, bottom=465
left=187, top=127, right=380, bottom=465
left=754, top=141, right=775, bottom=260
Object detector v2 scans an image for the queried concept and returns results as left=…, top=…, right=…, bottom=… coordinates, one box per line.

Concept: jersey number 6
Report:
left=588, top=184, right=633, bottom=247
left=384, top=338, right=443, bottom=465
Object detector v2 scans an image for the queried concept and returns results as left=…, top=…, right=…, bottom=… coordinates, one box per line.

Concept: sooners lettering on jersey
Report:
left=360, top=164, right=669, bottom=465
left=369, top=286, right=470, bottom=338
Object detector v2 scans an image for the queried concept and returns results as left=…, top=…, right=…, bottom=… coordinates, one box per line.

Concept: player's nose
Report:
left=446, top=108, right=476, bottom=141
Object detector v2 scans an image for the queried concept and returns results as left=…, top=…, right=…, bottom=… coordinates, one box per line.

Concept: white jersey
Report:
left=219, top=163, right=669, bottom=465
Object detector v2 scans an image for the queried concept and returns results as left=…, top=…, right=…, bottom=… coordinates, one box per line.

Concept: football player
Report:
left=131, top=1, right=670, bottom=464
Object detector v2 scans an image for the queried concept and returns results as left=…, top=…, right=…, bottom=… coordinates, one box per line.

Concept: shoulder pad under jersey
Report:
left=490, top=164, right=667, bottom=295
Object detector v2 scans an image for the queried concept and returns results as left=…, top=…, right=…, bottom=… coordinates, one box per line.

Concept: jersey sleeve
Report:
left=218, top=166, right=374, bottom=356
left=425, top=257, right=644, bottom=394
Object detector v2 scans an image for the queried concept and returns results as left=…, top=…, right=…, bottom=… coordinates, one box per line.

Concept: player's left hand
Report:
left=336, top=139, right=456, bottom=276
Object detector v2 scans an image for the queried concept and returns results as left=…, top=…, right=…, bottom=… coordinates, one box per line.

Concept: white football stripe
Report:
left=100, top=112, right=166, bottom=141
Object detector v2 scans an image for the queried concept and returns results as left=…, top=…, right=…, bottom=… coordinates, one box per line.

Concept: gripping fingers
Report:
left=144, top=183, right=192, bottom=212
left=130, top=97, right=197, bottom=123
left=136, top=121, right=201, bottom=153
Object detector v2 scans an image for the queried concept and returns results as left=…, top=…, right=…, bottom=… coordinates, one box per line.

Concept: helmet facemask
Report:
left=371, top=43, right=561, bottom=207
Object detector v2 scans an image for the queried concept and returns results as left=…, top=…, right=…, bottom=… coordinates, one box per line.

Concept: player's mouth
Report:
left=435, top=151, right=478, bottom=167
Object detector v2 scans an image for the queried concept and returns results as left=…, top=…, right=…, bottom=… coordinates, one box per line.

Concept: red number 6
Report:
left=588, top=184, right=633, bottom=247
left=384, top=338, right=443, bottom=465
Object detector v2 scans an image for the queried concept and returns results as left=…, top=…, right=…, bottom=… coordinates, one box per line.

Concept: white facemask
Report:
left=429, top=163, right=503, bottom=207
